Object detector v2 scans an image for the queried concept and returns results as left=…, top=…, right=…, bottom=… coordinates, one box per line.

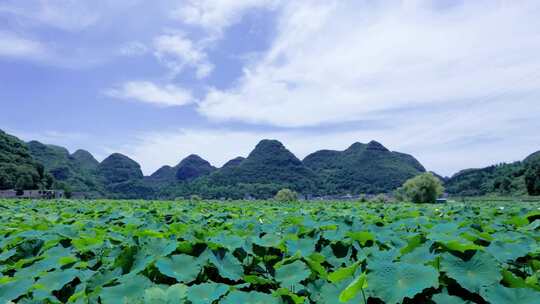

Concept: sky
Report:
left=1, top=0, right=540, bottom=177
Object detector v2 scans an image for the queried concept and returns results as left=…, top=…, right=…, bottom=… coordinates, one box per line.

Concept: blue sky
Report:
left=1, top=0, right=540, bottom=176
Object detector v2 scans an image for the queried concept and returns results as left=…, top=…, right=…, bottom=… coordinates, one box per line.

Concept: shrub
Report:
left=398, top=173, right=444, bottom=204
left=190, top=194, right=202, bottom=202
left=358, top=194, right=368, bottom=203
left=274, top=188, right=298, bottom=202
left=370, top=194, right=389, bottom=203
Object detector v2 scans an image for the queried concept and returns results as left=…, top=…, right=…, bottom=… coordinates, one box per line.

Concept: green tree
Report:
left=15, top=173, right=34, bottom=192
left=190, top=194, right=202, bottom=202
left=525, top=158, right=540, bottom=195
left=398, top=173, right=444, bottom=204
left=274, top=188, right=298, bottom=202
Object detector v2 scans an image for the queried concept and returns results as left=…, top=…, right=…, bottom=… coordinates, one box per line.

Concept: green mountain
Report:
left=71, top=149, right=99, bottom=171
left=525, top=151, right=540, bottom=163
left=149, top=165, right=176, bottom=181
left=175, top=154, right=216, bottom=181
left=195, top=140, right=319, bottom=198
left=222, top=156, right=245, bottom=169
left=0, top=130, right=53, bottom=190
left=97, top=153, right=155, bottom=199
left=303, top=140, right=426, bottom=194
left=27, top=141, right=101, bottom=194
left=98, top=153, right=143, bottom=184
left=149, top=154, right=216, bottom=183
left=444, top=151, right=540, bottom=196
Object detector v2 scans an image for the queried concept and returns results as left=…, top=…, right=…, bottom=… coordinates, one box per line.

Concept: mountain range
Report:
left=0, top=129, right=538, bottom=199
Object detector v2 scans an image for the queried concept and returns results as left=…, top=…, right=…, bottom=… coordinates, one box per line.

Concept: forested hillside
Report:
left=0, top=131, right=53, bottom=191
left=304, top=141, right=426, bottom=195
left=2, top=129, right=538, bottom=199
left=445, top=150, right=540, bottom=196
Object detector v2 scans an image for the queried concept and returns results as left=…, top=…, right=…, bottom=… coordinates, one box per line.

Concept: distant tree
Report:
left=15, top=173, right=34, bottom=192
left=55, top=182, right=72, bottom=198
left=274, top=188, right=298, bottom=202
left=190, top=194, right=202, bottom=202
left=398, top=173, right=444, bottom=204
left=525, top=159, right=540, bottom=196
left=358, top=194, right=368, bottom=203
left=370, top=194, right=389, bottom=203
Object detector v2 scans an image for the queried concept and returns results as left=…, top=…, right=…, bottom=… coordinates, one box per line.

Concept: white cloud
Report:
left=153, top=33, right=214, bottom=79
left=197, top=1, right=540, bottom=127
left=0, top=31, right=46, bottom=58
left=119, top=41, right=148, bottom=57
left=0, top=1, right=100, bottom=31
left=105, top=81, right=194, bottom=107
left=172, top=0, right=280, bottom=34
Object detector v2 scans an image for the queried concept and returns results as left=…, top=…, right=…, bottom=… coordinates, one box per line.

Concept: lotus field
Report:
left=1, top=200, right=540, bottom=304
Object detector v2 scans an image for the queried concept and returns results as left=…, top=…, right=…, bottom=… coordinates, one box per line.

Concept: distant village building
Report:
left=0, top=189, right=64, bottom=199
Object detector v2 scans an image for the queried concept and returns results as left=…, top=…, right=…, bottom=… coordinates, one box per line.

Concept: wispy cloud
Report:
left=153, top=33, right=214, bottom=79
left=105, top=81, right=194, bottom=107
left=0, top=1, right=100, bottom=31
left=197, top=1, right=540, bottom=127
left=118, top=41, right=148, bottom=57
left=172, top=0, right=280, bottom=35
left=0, top=31, right=47, bottom=59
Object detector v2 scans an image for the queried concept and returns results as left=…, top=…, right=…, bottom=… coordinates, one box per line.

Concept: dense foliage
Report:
left=303, top=141, right=426, bottom=195
left=525, top=158, right=540, bottom=195
left=0, top=131, right=53, bottom=191
left=446, top=162, right=528, bottom=196
left=27, top=141, right=102, bottom=195
left=150, top=155, right=216, bottom=183
left=204, top=140, right=319, bottom=196
left=396, top=173, right=444, bottom=204
left=274, top=188, right=298, bottom=202
left=1, top=199, right=539, bottom=303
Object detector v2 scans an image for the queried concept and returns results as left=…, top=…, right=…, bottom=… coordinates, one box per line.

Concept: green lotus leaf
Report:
left=0, top=277, right=34, bottom=303
left=347, top=231, right=375, bottom=246
left=441, top=239, right=484, bottom=253
left=35, top=268, right=79, bottom=292
left=155, top=254, right=202, bottom=283
left=253, top=234, right=282, bottom=248
left=399, top=234, right=422, bottom=255
left=400, top=244, right=436, bottom=264
left=274, top=287, right=307, bottom=304
left=221, top=290, right=279, bottom=304
left=16, top=245, right=75, bottom=278
left=339, top=272, right=367, bottom=302
left=143, top=283, right=187, bottom=304
left=367, top=261, right=439, bottom=304
left=480, top=285, right=540, bottom=304
left=208, top=251, right=243, bottom=281
left=328, top=262, right=358, bottom=283
left=186, top=282, right=229, bottom=304
left=140, top=237, right=177, bottom=257
left=87, top=268, right=122, bottom=289
left=0, top=248, right=16, bottom=262
left=209, top=234, right=245, bottom=251
left=286, top=238, right=316, bottom=257
left=275, top=260, right=311, bottom=289
left=440, top=251, right=501, bottom=293
left=432, top=292, right=469, bottom=304
left=100, top=275, right=152, bottom=304
left=244, top=274, right=274, bottom=285
left=305, top=256, right=328, bottom=279
left=486, top=240, right=530, bottom=262
left=67, top=282, right=88, bottom=304
left=72, top=231, right=105, bottom=252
